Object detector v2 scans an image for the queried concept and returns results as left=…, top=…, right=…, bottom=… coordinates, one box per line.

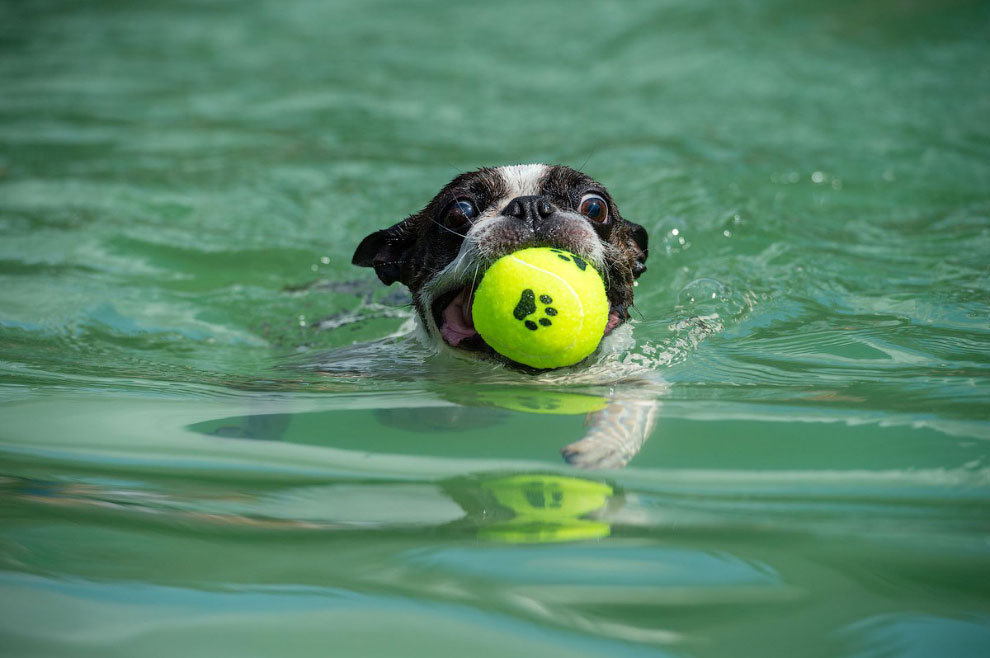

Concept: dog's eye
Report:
left=579, top=194, right=608, bottom=223
left=447, top=198, right=478, bottom=225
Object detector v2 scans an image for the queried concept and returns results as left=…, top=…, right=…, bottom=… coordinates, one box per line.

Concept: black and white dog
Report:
left=353, top=164, right=648, bottom=359
left=353, top=164, right=659, bottom=468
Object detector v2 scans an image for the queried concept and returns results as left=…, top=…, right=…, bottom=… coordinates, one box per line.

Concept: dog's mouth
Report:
left=431, top=283, right=624, bottom=361
left=434, top=286, right=486, bottom=352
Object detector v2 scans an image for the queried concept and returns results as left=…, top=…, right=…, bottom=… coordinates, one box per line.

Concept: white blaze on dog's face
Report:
left=352, top=164, right=649, bottom=368
left=468, top=164, right=604, bottom=262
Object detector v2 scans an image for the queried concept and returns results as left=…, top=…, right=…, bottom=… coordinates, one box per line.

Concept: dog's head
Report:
left=352, top=164, right=648, bottom=366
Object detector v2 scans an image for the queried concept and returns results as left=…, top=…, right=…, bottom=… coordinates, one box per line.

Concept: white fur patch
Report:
left=498, top=163, right=548, bottom=201
left=468, top=163, right=550, bottom=238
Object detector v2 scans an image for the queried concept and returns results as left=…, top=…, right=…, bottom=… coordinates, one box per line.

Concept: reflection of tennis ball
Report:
left=475, top=389, right=608, bottom=415
left=483, top=475, right=613, bottom=520
left=479, top=520, right=611, bottom=543
left=471, top=247, right=610, bottom=369
left=479, top=474, right=614, bottom=543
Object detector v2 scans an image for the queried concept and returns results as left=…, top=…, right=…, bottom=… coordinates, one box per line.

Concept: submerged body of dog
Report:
left=353, top=164, right=659, bottom=468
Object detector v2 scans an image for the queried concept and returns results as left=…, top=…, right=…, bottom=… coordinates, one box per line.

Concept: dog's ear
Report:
left=624, top=220, right=649, bottom=278
left=352, top=216, right=419, bottom=286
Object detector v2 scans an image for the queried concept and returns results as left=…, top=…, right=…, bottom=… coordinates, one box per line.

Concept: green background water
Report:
left=1, top=0, right=989, bottom=655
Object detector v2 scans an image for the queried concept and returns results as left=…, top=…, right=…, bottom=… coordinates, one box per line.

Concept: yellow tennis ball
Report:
left=471, top=247, right=609, bottom=369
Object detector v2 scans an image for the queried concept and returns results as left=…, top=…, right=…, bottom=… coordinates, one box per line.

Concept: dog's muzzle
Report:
left=424, top=201, right=623, bottom=365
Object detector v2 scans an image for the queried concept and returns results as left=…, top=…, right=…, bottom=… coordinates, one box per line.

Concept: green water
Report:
left=2, top=0, right=989, bottom=655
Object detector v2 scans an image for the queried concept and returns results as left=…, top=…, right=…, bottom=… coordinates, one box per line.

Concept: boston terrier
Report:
left=352, top=164, right=648, bottom=358
left=352, top=164, right=658, bottom=468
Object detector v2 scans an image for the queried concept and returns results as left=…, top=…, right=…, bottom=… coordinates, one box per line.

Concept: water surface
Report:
left=1, top=0, right=989, bottom=656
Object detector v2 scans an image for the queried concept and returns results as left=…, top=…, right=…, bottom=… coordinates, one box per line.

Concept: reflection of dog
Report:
left=352, top=164, right=648, bottom=363
left=353, top=165, right=658, bottom=468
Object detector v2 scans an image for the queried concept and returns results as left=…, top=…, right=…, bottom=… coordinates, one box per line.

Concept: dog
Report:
left=352, top=164, right=659, bottom=468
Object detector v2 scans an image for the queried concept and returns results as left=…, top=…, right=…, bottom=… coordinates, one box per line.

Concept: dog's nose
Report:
left=503, top=195, right=554, bottom=223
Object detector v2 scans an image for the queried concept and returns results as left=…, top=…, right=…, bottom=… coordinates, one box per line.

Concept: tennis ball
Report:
left=471, top=247, right=609, bottom=369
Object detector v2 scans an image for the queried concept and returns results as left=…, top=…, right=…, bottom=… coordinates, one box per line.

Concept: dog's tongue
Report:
left=605, top=309, right=622, bottom=335
left=440, top=287, right=477, bottom=346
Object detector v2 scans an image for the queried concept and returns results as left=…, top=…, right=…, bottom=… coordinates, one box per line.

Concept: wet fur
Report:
left=351, top=164, right=656, bottom=468
left=352, top=164, right=648, bottom=345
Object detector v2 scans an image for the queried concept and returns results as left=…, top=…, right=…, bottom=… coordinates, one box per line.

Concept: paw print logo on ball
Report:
left=549, top=248, right=587, bottom=271
left=512, top=289, right=558, bottom=331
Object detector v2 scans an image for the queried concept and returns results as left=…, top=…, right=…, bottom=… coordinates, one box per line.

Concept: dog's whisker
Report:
left=469, top=263, right=481, bottom=293
left=429, top=219, right=467, bottom=239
